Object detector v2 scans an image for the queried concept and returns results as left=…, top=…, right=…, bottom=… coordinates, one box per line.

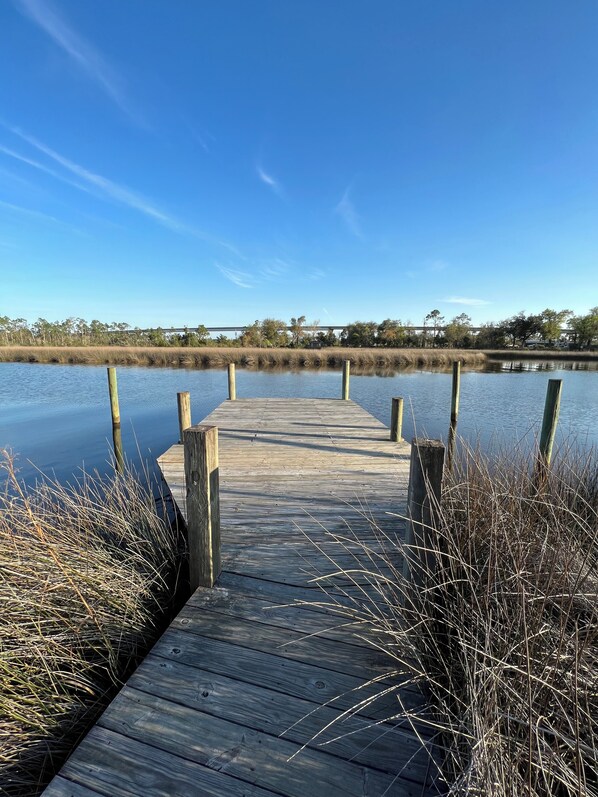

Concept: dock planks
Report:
left=43, top=398, right=442, bottom=797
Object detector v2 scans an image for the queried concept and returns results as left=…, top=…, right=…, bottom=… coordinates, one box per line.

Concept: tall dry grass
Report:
left=0, top=345, right=488, bottom=371
left=310, top=447, right=597, bottom=796
left=0, top=455, right=183, bottom=796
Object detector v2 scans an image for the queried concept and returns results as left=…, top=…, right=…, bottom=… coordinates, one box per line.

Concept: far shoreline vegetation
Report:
left=1, top=307, right=597, bottom=351
left=0, top=307, right=596, bottom=369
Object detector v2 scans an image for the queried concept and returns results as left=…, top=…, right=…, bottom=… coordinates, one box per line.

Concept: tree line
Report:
left=0, top=308, right=596, bottom=349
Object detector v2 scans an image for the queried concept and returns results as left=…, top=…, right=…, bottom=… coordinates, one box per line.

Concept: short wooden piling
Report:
left=228, top=363, right=236, bottom=401
left=177, top=392, right=191, bottom=443
left=390, top=397, right=404, bottom=442
left=183, top=424, right=221, bottom=590
left=107, top=367, right=124, bottom=473
left=403, top=438, right=445, bottom=586
left=446, top=360, right=461, bottom=470
left=537, top=378, right=563, bottom=471
left=342, top=359, right=350, bottom=400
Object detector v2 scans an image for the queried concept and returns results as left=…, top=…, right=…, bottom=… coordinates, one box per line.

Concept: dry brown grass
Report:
left=0, top=345, right=489, bottom=370
left=308, top=447, right=598, bottom=796
left=0, top=455, right=183, bottom=796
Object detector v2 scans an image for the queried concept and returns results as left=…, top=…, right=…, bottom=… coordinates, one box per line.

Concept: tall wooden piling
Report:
left=228, top=363, right=236, bottom=401
left=403, top=438, right=445, bottom=586
left=342, top=359, right=350, bottom=400
left=390, top=397, right=404, bottom=442
left=177, top=391, right=191, bottom=443
left=107, top=367, right=124, bottom=473
left=446, top=360, right=461, bottom=470
left=538, top=378, right=563, bottom=470
left=183, top=424, right=221, bottom=590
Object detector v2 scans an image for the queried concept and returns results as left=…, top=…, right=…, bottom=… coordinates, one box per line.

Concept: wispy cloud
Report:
left=13, top=0, right=137, bottom=120
left=257, top=165, right=284, bottom=197
left=216, top=264, right=254, bottom=289
left=6, top=127, right=192, bottom=232
left=258, top=258, right=289, bottom=279
left=0, top=198, right=84, bottom=233
left=335, top=186, right=363, bottom=238
left=2, top=127, right=244, bottom=254
left=441, top=296, right=490, bottom=306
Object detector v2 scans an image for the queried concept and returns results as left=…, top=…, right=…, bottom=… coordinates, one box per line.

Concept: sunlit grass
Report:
left=0, top=454, right=183, bottom=796
left=309, top=445, right=597, bottom=796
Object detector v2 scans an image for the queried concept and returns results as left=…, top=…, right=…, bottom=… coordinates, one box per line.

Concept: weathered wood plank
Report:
left=44, top=399, right=435, bottom=797
left=98, top=688, right=421, bottom=797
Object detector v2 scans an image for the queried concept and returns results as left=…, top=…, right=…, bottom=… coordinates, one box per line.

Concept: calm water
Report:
left=0, top=361, right=596, bottom=485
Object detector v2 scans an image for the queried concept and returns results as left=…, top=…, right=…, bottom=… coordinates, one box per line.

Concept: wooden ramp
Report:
left=44, top=398, right=442, bottom=797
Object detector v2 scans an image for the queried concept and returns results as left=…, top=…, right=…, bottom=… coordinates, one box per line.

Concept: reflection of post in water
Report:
left=107, top=367, right=124, bottom=473
left=447, top=360, right=461, bottom=470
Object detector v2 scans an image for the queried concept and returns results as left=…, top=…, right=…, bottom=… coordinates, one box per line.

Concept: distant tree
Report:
left=501, top=312, right=543, bottom=347
left=240, top=321, right=262, bottom=347
left=315, top=328, right=338, bottom=347
left=444, top=313, right=473, bottom=348
left=341, top=321, right=378, bottom=348
left=539, top=308, right=572, bottom=345
left=377, top=319, right=406, bottom=347
left=424, top=309, right=445, bottom=347
left=474, top=322, right=507, bottom=349
left=568, top=307, right=598, bottom=349
left=260, top=318, right=289, bottom=347
left=289, top=316, right=306, bottom=347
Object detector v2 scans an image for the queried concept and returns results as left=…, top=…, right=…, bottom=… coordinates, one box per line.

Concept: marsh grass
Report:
left=0, top=345, right=488, bottom=371
left=306, top=446, right=597, bottom=796
left=0, top=454, right=183, bottom=796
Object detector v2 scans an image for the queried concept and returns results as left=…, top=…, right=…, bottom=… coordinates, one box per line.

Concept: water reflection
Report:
left=1, top=359, right=596, bottom=485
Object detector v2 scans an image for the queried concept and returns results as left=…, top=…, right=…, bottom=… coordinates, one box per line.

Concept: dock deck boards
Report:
left=43, top=398, right=442, bottom=797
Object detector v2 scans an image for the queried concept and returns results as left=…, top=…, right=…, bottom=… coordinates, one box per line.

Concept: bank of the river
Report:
left=0, top=345, right=596, bottom=370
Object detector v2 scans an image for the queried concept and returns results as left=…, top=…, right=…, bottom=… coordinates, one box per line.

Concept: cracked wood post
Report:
left=403, top=438, right=445, bottom=587
left=177, top=392, right=191, bottom=443
left=228, top=363, right=236, bottom=400
left=390, top=397, right=404, bottom=442
left=107, top=367, right=124, bottom=473
left=446, top=360, right=461, bottom=470
left=342, top=359, right=350, bottom=400
left=183, top=424, right=221, bottom=590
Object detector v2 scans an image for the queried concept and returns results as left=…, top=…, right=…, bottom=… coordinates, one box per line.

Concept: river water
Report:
left=0, top=360, right=596, bottom=485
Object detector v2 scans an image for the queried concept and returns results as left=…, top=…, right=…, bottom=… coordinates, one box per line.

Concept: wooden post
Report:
left=107, top=367, right=124, bottom=473
left=342, top=359, right=350, bottom=400
left=538, top=379, right=562, bottom=470
left=177, top=391, right=191, bottom=443
left=390, top=397, right=404, bottom=442
left=183, top=424, right=221, bottom=590
left=446, top=360, right=461, bottom=470
left=228, top=363, right=236, bottom=401
left=403, top=438, right=445, bottom=586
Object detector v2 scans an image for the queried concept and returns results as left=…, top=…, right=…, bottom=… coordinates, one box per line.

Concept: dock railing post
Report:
left=107, top=367, right=124, bottom=473
left=228, top=363, right=236, bottom=401
left=177, top=391, right=191, bottom=443
left=446, top=360, right=461, bottom=470
left=403, top=438, right=445, bottom=587
left=535, top=378, right=563, bottom=481
left=183, top=424, right=221, bottom=590
left=342, top=359, right=350, bottom=400
left=390, top=397, right=404, bottom=442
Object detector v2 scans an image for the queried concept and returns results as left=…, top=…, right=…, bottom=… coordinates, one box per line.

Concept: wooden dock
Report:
left=43, top=398, right=442, bottom=797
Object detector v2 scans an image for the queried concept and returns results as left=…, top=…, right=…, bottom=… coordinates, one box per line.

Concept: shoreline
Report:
left=0, top=345, right=596, bottom=370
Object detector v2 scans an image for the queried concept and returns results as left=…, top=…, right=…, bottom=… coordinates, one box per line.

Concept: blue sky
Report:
left=1, top=0, right=597, bottom=328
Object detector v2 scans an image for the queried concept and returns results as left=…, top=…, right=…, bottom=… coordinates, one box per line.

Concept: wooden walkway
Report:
left=44, top=398, right=442, bottom=797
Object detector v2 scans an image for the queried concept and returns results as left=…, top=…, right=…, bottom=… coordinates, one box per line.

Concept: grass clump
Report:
left=0, top=454, right=183, bottom=796
left=316, top=448, right=597, bottom=796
